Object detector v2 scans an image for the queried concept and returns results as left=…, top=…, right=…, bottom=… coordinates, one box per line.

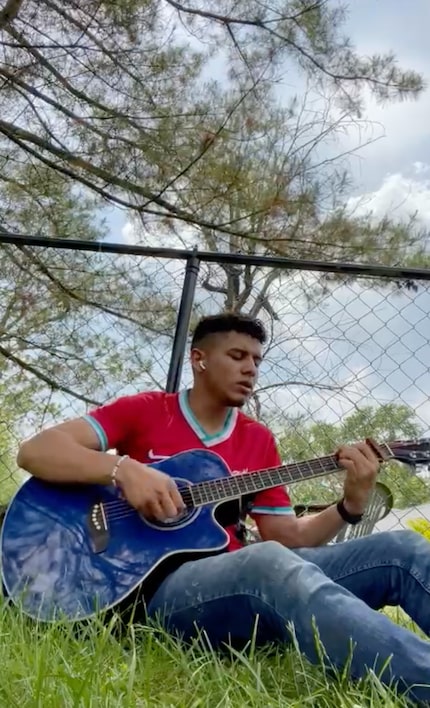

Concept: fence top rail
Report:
left=1, top=231, right=430, bottom=281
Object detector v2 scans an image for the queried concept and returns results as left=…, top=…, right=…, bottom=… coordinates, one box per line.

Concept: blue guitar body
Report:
left=0, top=450, right=234, bottom=622
left=5, top=436, right=428, bottom=623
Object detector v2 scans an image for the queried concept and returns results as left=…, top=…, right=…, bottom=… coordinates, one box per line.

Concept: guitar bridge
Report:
left=87, top=502, right=109, bottom=553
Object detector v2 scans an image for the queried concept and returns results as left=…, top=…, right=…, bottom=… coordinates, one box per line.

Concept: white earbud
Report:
left=199, top=361, right=206, bottom=371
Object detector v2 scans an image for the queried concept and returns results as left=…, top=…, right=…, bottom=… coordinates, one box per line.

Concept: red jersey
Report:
left=84, top=390, right=293, bottom=551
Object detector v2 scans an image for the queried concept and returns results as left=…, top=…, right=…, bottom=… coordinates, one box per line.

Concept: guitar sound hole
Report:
left=141, top=506, right=199, bottom=530
left=141, top=477, right=200, bottom=531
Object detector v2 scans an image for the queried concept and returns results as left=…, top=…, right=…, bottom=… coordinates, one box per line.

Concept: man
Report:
left=17, top=313, right=430, bottom=703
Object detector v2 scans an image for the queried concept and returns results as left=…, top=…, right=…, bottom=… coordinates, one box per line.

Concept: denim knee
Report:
left=237, top=540, right=328, bottom=605
left=237, top=541, right=297, bottom=589
left=376, top=529, right=429, bottom=560
left=241, top=540, right=293, bottom=576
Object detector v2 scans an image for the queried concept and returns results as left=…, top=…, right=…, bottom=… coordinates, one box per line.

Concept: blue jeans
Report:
left=147, top=530, right=430, bottom=704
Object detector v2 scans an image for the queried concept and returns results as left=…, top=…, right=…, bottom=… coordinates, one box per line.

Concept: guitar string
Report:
left=99, top=442, right=412, bottom=517
left=90, top=492, right=196, bottom=522
left=99, top=445, right=407, bottom=516
left=99, top=455, right=341, bottom=513
left=104, top=501, right=211, bottom=521
left=96, top=460, right=343, bottom=522
left=103, top=478, right=305, bottom=519
left=94, top=446, right=411, bottom=523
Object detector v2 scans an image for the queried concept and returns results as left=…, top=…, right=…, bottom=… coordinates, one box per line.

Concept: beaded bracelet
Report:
left=111, top=454, right=129, bottom=488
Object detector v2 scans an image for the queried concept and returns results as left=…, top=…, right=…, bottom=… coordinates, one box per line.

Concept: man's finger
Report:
left=339, top=444, right=377, bottom=470
left=146, top=499, right=165, bottom=521
left=337, top=455, right=356, bottom=474
left=337, top=445, right=363, bottom=466
left=355, top=441, right=380, bottom=465
left=159, top=496, right=177, bottom=519
left=170, top=487, right=186, bottom=513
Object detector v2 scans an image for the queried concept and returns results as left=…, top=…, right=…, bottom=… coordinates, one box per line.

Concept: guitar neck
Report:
left=188, top=453, right=341, bottom=507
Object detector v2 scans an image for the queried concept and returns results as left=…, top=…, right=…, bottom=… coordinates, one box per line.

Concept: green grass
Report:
left=0, top=601, right=421, bottom=707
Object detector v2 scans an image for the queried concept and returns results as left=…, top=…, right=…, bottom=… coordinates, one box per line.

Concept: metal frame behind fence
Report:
left=2, top=231, right=430, bottom=391
left=2, top=232, right=430, bottom=279
left=166, top=249, right=200, bottom=393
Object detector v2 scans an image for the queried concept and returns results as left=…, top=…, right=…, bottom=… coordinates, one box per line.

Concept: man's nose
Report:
left=242, top=357, right=257, bottom=376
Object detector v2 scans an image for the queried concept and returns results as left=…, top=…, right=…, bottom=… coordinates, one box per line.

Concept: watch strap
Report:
left=336, top=498, right=363, bottom=525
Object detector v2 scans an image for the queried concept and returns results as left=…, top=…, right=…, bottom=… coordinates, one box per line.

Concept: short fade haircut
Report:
left=191, top=312, right=267, bottom=348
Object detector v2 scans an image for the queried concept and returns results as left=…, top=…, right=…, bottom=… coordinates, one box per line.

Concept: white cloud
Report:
left=262, top=363, right=374, bottom=426
left=118, top=180, right=430, bottom=438
left=413, top=161, right=430, bottom=176
left=361, top=89, right=430, bottom=149
left=121, top=218, right=194, bottom=296
left=122, top=217, right=199, bottom=250
left=347, top=171, right=430, bottom=228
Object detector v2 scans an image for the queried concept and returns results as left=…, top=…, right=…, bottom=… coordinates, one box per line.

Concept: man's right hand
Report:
left=116, top=459, right=186, bottom=521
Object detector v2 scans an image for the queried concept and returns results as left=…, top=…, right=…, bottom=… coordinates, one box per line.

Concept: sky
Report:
left=106, top=1, right=430, bottom=237
left=331, top=0, right=430, bottom=217
left=11, top=2, right=430, bottom=521
left=101, top=3, right=430, bottom=237
left=341, top=0, right=430, bottom=192
left=80, top=2, right=430, bottom=440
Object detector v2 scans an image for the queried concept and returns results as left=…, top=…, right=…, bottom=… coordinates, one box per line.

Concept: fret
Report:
left=247, top=475, right=260, bottom=492
left=190, top=453, right=342, bottom=508
left=221, top=479, right=232, bottom=499
left=317, top=457, right=326, bottom=472
left=190, top=486, right=202, bottom=507
left=179, top=437, right=402, bottom=509
left=199, top=484, right=208, bottom=504
left=300, top=461, right=311, bottom=478
left=273, top=469, right=285, bottom=485
left=209, top=484, right=222, bottom=502
left=228, top=477, right=242, bottom=495
left=245, top=476, right=257, bottom=492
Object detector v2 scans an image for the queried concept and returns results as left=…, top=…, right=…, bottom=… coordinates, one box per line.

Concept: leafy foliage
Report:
left=0, top=2, right=427, bottom=486
left=278, top=404, right=430, bottom=509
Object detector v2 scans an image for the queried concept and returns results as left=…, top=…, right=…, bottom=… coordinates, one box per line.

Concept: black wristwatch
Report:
left=336, top=498, right=363, bottom=525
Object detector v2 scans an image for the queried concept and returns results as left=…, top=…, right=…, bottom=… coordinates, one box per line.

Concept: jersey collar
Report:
left=178, top=389, right=238, bottom=447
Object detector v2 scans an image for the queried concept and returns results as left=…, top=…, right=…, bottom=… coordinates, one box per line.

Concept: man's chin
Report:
left=224, top=392, right=249, bottom=408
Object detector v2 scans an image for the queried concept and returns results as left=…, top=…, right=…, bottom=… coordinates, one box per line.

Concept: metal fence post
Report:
left=165, top=250, right=201, bottom=393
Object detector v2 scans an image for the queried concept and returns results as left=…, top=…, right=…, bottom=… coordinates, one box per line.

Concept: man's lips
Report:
left=236, top=381, right=253, bottom=393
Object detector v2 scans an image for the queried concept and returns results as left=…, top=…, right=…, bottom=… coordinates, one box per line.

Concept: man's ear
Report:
left=190, top=347, right=206, bottom=373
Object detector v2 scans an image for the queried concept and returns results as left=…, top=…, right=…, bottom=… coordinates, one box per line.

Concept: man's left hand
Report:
left=337, top=442, right=380, bottom=515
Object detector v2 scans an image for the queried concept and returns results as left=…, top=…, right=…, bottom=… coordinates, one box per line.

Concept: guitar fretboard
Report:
left=186, top=454, right=340, bottom=507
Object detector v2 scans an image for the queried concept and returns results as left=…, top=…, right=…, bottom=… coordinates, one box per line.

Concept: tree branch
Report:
left=256, top=380, right=345, bottom=394
left=0, top=65, right=149, bottom=154
left=201, top=277, right=227, bottom=295
left=0, top=344, right=101, bottom=406
left=0, top=118, right=267, bottom=238
left=17, top=246, right=173, bottom=337
left=0, top=0, right=23, bottom=29
left=43, top=0, right=158, bottom=110
left=4, top=23, right=151, bottom=137
left=163, top=0, right=422, bottom=94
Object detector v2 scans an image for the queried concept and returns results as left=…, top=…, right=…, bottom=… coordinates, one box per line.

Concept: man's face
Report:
left=194, top=331, right=263, bottom=407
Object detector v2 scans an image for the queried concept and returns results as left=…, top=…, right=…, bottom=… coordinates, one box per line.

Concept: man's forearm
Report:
left=17, top=430, right=119, bottom=485
left=296, top=504, right=348, bottom=546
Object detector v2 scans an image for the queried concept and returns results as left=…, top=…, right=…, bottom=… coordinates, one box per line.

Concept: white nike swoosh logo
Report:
left=147, top=449, right=170, bottom=460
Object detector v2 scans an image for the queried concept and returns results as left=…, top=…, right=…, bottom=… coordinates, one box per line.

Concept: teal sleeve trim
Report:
left=83, top=415, right=109, bottom=452
left=251, top=506, right=295, bottom=515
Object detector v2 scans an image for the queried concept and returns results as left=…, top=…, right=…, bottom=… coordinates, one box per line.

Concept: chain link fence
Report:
left=1, top=234, right=430, bottom=535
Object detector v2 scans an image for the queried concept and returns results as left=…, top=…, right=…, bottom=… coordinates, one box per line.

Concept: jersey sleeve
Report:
left=250, top=432, right=295, bottom=517
left=83, top=392, right=148, bottom=452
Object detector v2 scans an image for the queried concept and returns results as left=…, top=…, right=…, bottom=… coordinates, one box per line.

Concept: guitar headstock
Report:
left=367, top=437, right=430, bottom=466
